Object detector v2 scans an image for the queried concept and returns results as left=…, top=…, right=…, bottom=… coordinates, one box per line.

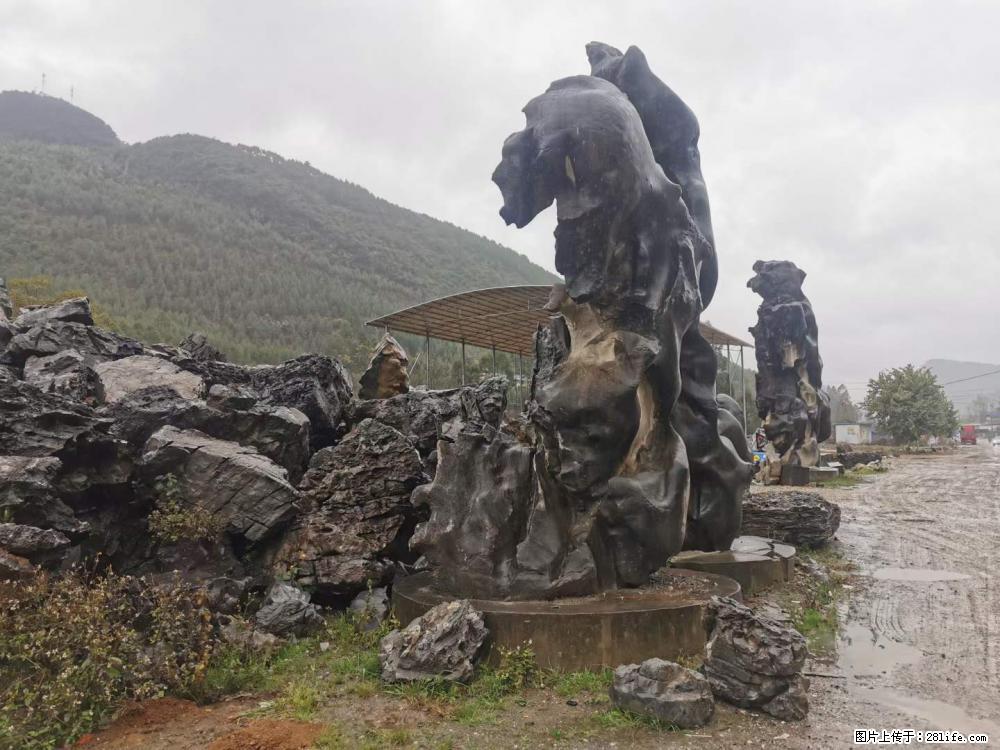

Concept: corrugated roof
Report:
left=366, top=285, right=752, bottom=355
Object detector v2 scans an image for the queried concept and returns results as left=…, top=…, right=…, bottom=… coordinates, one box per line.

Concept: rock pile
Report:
left=702, top=596, right=809, bottom=721
left=0, top=286, right=507, bottom=605
left=741, top=490, right=841, bottom=548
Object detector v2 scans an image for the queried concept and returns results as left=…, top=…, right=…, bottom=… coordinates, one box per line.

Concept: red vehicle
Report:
left=960, top=425, right=977, bottom=445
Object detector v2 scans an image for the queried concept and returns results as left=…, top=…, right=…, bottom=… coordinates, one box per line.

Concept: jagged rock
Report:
left=94, top=355, right=204, bottom=403
left=0, top=456, right=86, bottom=535
left=3, top=321, right=142, bottom=369
left=359, top=334, right=409, bottom=400
left=610, top=658, right=714, bottom=729
left=23, top=349, right=104, bottom=402
left=835, top=448, right=884, bottom=469
left=0, top=548, right=34, bottom=580
left=104, top=386, right=310, bottom=483
left=221, top=616, right=282, bottom=649
left=379, top=600, right=487, bottom=683
left=0, top=522, right=70, bottom=556
left=13, top=297, right=94, bottom=328
left=702, top=596, right=809, bottom=721
left=0, top=277, right=12, bottom=320
left=0, top=380, right=114, bottom=457
left=206, top=383, right=259, bottom=411
left=205, top=576, right=252, bottom=614
left=179, top=332, right=227, bottom=362
left=137, top=426, right=300, bottom=544
left=253, top=581, right=324, bottom=637
left=349, top=586, right=390, bottom=632
left=251, top=355, right=353, bottom=452
left=272, top=418, right=426, bottom=600
left=741, top=490, right=840, bottom=548
left=353, top=377, right=507, bottom=458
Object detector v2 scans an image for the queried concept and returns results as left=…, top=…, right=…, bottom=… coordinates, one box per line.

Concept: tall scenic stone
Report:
left=748, top=261, right=831, bottom=474
left=411, top=42, right=752, bottom=600
left=358, top=333, right=409, bottom=400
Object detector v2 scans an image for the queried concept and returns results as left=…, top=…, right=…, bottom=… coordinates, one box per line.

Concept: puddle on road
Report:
left=851, top=687, right=1000, bottom=734
left=871, top=567, right=972, bottom=582
left=837, top=620, right=923, bottom=677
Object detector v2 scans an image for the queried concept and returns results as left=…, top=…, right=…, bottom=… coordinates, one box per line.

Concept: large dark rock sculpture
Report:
left=411, top=43, right=751, bottom=600
left=748, top=261, right=831, bottom=473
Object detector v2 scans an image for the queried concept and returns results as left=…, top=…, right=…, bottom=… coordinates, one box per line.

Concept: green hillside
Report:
left=0, top=92, right=555, bottom=372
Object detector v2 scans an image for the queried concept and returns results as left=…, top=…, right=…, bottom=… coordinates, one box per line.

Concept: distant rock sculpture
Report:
left=359, top=334, right=409, bottom=399
left=748, top=261, right=831, bottom=475
left=379, top=600, right=487, bottom=683
left=702, top=596, right=809, bottom=720
left=610, top=658, right=715, bottom=728
left=741, top=490, right=840, bottom=548
left=411, top=42, right=751, bottom=600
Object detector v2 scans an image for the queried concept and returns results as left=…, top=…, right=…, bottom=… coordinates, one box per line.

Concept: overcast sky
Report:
left=2, top=0, right=998, bottom=397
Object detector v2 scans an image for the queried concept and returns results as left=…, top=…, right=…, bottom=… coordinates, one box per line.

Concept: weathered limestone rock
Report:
left=23, top=349, right=104, bottom=403
left=348, top=586, right=390, bottom=632
left=0, top=380, right=114, bottom=457
left=95, top=355, right=204, bottom=403
left=104, top=386, right=310, bottom=482
left=0, top=456, right=85, bottom=536
left=137, top=426, right=299, bottom=544
left=0, top=277, right=13, bottom=320
left=702, top=596, right=809, bottom=720
left=250, top=355, right=353, bottom=452
left=353, top=377, right=508, bottom=459
left=0, top=548, right=34, bottom=580
left=179, top=332, right=227, bottom=362
left=13, top=297, right=94, bottom=328
left=379, top=600, right=487, bottom=683
left=748, top=261, right=831, bottom=474
left=3, top=322, right=142, bottom=369
left=253, top=581, right=324, bottom=637
left=0, top=522, right=71, bottom=556
left=220, top=616, right=282, bottom=649
left=206, top=383, right=259, bottom=411
left=272, top=419, right=426, bottom=600
left=359, top=334, right=409, bottom=400
left=836, top=447, right=884, bottom=469
left=741, top=490, right=840, bottom=548
left=610, top=658, right=714, bottom=729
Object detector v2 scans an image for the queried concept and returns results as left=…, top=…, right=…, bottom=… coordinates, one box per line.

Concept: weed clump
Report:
left=0, top=568, right=215, bottom=750
left=147, top=474, right=222, bottom=544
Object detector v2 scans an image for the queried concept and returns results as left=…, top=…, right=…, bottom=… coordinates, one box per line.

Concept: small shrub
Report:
left=0, top=568, right=216, bottom=749
left=148, top=474, right=222, bottom=544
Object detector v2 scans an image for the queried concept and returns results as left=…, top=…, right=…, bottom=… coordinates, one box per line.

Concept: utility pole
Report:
left=70, top=85, right=74, bottom=103
left=41, top=73, right=46, bottom=94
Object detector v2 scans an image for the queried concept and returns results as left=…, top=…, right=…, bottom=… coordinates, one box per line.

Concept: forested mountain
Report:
left=0, top=91, right=555, bottom=372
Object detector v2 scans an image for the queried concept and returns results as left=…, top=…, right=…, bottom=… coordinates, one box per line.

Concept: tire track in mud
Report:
left=827, top=446, right=1000, bottom=731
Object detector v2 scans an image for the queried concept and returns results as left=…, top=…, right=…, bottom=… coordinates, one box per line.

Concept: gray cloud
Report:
left=2, top=0, right=997, bottom=397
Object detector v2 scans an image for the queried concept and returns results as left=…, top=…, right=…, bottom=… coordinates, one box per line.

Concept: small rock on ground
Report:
left=610, top=658, right=714, bottom=728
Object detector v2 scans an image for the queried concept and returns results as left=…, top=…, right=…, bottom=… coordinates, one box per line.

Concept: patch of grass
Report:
left=360, top=727, right=413, bottom=749
left=313, top=723, right=348, bottom=749
left=589, top=708, right=680, bottom=731
left=550, top=669, right=613, bottom=698
left=779, top=545, right=855, bottom=654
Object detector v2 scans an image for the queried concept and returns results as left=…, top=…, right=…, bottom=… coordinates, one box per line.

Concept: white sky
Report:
left=2, top=0, right=998, bottom=398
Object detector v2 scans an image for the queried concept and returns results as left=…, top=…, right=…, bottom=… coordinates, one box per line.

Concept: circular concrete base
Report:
left=670, top=536, right=796, bottom=596
left=392, top=569, right=740, bottom=671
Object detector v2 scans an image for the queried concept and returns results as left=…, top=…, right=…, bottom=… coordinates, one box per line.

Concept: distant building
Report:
left=834, top=422, right=874, bottom=445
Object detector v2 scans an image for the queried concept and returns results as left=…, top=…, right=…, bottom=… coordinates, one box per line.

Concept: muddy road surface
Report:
left=803, top=443, right=1000, bottom=746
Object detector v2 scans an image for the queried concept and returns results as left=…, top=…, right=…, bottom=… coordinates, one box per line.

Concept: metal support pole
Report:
left=492, top=345, right=497, bottom=376
left=740, top=346, right=748, bottom=434
left=425, top=334, right=430, bottom=390
left=461, top=339, right=466, bottom=385
left=726, top=343, right=733, bottom=397
left=518, top=352, right=524, bottom=409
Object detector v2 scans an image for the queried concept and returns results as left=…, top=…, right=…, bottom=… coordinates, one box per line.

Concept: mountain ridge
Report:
left=0, top=91, right=556, bottom=372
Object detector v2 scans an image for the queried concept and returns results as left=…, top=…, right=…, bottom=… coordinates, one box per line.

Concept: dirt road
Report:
left=800, top=444, right=1000, bottom=746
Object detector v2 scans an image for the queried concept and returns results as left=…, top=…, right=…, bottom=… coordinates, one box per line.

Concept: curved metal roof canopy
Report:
left=366, top=285, right=752, bottom=355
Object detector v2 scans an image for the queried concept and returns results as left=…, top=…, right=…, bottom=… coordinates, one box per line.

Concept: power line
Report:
left=941, top=368, right=1000, bottom=386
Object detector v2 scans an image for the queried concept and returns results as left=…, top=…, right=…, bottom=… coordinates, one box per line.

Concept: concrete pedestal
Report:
left=392, top=569, right=740, bottom=671
left=670, top=535, right=797, bottom=595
